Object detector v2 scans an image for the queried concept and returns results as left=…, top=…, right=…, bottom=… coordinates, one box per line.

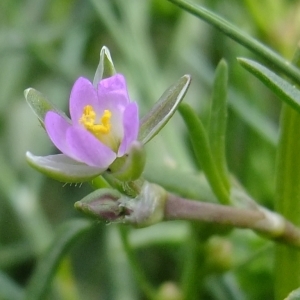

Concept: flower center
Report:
left=80, top=105, right=112, bottom=136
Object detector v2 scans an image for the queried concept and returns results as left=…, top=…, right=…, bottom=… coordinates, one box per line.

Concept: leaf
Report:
left=208, top=59, right=230, bottom=190
left=238, top=58, right=300, bottom=113
left=25, top=219, right=91, bottom=300
left=179, top=103, right=230, bottom=205
left=26, top=152, right=104, bottom=183
left=138, top=74, right=191, bottom=145
left=167, top=0, right=300, bottom=85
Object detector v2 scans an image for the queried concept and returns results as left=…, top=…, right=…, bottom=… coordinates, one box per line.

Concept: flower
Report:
left=26, top=74, right=139, bottom=182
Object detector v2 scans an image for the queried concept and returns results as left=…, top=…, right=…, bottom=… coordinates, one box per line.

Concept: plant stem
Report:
left=164, top=194, right=300, bottom=248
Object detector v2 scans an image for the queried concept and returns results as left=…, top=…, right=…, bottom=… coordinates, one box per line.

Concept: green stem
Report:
left=118, top=226, right=156, bottom=300
left=166, top=0, right=300, bottom=85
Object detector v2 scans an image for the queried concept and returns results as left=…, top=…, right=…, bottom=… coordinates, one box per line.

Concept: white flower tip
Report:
left=24, top=88, right=33, bottom=98
left=100, top=46, right=113, bottom=61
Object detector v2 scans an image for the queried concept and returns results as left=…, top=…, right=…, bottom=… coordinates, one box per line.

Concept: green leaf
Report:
left=179, top=103, right=230, bottom=205
left=93, top=46, right=116, bottom=86
left=167, top=0, right=300, bottom=85
left=0, top=271, right=24, bottom=300
left=208, top=59, right=230, bottom=190
left=138, top=74, right=191, bottom=144
left=26, top=152, right=104, bottom=183
left=24, top=88, right=68, bottom=127
left=238, top=58, right=300, bottom=113
left=25, top=219, right=91, bottom=300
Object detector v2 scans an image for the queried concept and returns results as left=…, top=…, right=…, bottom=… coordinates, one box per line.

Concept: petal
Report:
left=26, top=152, right=104, bottom=182
left=97, top=74, right=130, bottom=111
left=69, top=77, right=98, bottom=124
left=118, top=102, right=139, bottom=156
left=66, top=126, right=116, bottom=168
left=45, top=111, right=74, bottom=158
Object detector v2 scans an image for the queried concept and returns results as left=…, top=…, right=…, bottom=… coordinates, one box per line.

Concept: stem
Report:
left=118, top=226, right=156, bottom=300
left=164, top=194, right=300, bottom=248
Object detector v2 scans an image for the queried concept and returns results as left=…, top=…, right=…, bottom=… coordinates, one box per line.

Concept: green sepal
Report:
left=138, top=74, right=191, bottom=145
left=93, top=46, right=116, bottom=86
left=24, top=88, right=68, bottom=128
left=179, top=103, right=230, bottom=205
left=109, top=141, right=146, bottom=181
left=238, top=58, right=300, bottom=113
left=26, top=152, right=103, bottom=183
left=208, top=59, right=230, bottom=190
left=74, top=189, right=123, bottom=221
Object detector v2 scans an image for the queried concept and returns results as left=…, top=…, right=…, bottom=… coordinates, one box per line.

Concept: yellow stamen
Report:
left=80, top=105, right=112, bottom=137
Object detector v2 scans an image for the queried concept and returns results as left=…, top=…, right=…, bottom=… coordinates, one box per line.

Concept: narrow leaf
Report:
left=167, top=0, right=300, bottom=85
left=25, top=219, right=91, bottom=300
left=238, top=58, right=300, bottom=113
left=138, top=75, right=191, bottom=145
left=179, top=103, right=230, bottom=205
left=208, top=59, right=230, bottom=190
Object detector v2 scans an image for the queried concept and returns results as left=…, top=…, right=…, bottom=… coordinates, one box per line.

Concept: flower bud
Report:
left=74, top=189, right=124, bottom=221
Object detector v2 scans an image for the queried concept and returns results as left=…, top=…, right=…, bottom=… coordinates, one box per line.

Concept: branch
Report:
left=164, top=194, right=300, bottom=248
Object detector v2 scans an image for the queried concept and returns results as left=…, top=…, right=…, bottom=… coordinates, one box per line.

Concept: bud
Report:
left=74, top=189, right=124, bottom=221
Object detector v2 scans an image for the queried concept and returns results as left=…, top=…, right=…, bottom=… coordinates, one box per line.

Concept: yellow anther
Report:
left=80, top=105, right=112, bottom=137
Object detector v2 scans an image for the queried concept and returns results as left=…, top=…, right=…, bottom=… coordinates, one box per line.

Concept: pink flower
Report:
left=27, top=74, right=139, bottom=182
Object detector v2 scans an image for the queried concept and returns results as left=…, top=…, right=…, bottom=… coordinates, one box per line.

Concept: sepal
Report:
left=108, top=141, right=146, bottom=181
left=26, top=152, right=104, bottom=182
left=138, top=74, right=191, bottom=144
left=93, top=46, right=116, bottom=87
left=24, top=88, right=69, bottom=127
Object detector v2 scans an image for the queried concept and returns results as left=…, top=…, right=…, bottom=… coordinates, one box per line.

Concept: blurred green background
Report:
left=1, top=0, right=300, bottom=299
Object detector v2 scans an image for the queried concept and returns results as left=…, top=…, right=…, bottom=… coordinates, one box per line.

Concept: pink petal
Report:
left=118, top=102, right=139, bottom=157
left=97, top=74, right=130, bottom=111
left=69, top=77, right=98, bottom=124
left=66, top=126, right=116, bottom=168
left=45, top=111, right=74, bottom=158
